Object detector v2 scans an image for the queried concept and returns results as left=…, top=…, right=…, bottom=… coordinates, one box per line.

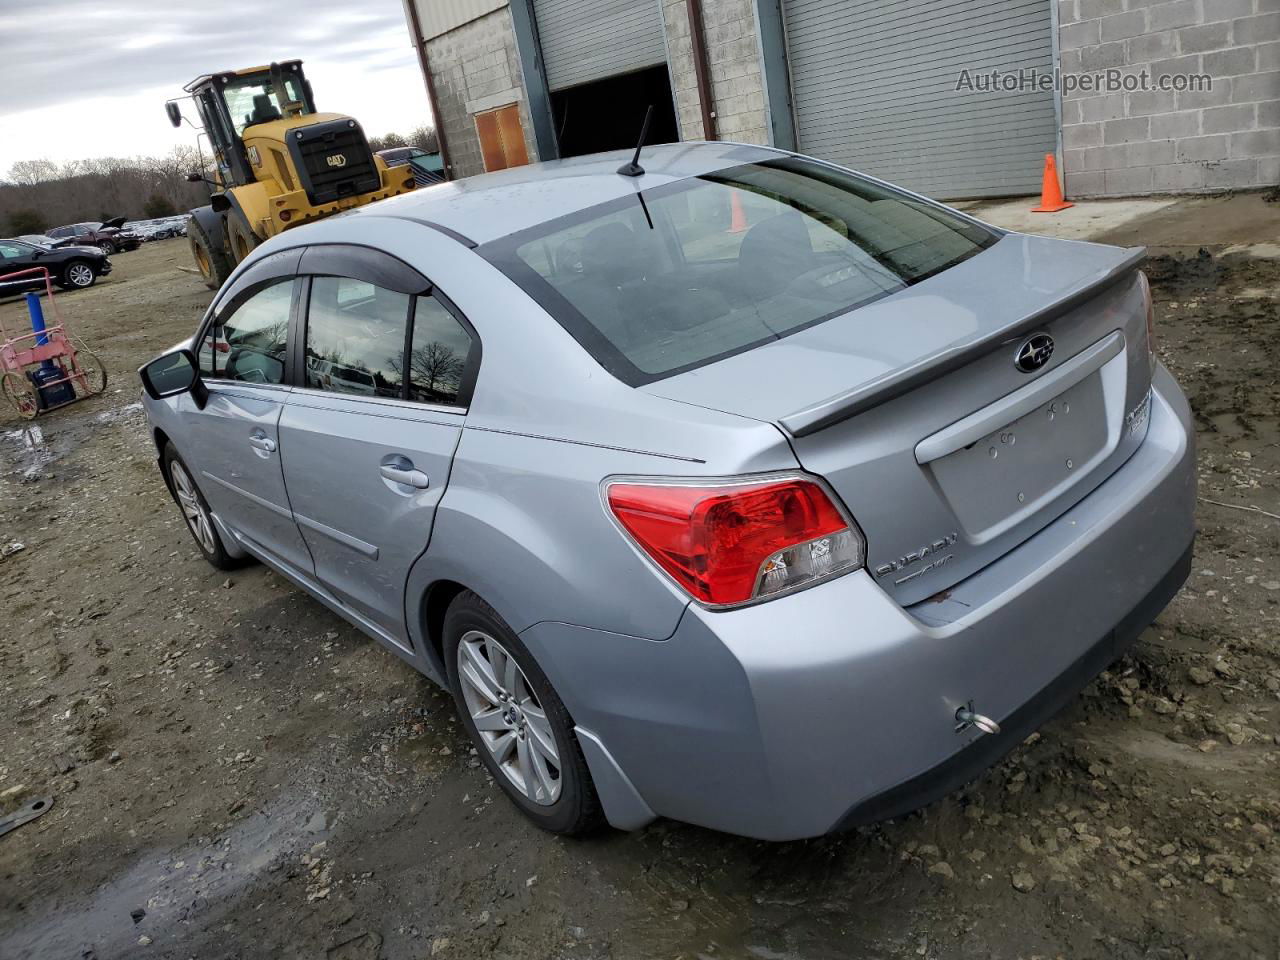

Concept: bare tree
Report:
left=7, top=160, right=60, bottom=186
left=368, top=128, right=439, bottom=155
left=408, top=126, right=439, bottom=153
left=0, top=150, right=211, bottom=228
left=410, top=341, right=463, bottom=396
left=388, top=339, right=463, bottom=398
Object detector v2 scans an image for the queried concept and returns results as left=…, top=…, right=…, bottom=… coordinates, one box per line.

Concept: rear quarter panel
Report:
left=274, top=217, right=805, bottom=652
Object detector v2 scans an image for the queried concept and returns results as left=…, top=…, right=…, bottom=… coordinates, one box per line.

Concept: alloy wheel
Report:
left=170, top=460, right=216, bottom=553
left=457, top=630, right=562, bottom=805
left=68, top=264, right=94, bottom=287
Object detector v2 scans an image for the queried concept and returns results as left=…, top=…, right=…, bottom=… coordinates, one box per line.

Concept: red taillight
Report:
left=606, top=475, right=865, bottom=607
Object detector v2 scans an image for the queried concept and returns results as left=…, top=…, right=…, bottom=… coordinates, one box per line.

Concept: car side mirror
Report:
left=139, top=349, right=207, bottom=408
left=166, top=102, right=183, bottom=128
left=31, top=249, right=44, bottom=259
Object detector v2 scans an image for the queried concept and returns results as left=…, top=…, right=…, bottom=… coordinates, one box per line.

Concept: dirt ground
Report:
left=1, top=214, right=1279, bottom=960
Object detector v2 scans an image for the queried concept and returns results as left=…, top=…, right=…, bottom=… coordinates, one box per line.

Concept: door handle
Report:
left=249, top=435, right=277, bottom=453
left=380, top=464, right=429, bottom=489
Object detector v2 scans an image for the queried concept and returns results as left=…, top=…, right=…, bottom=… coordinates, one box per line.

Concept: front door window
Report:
left=200, top=281, right=294, bottom=384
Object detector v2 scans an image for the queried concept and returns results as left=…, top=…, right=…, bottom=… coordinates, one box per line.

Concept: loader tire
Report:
left=188, top=218, right=233, bottom=291
left=226, top=210, right=260, bottom=267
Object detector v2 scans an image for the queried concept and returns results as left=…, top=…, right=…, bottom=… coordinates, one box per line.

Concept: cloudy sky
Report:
left=0, top=0, right=431, bottom=175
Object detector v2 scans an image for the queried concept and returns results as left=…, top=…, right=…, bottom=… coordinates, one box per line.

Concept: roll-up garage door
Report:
left=783, top=0, right=1059, bottom=199
left=532, top=0, right=668, bottom=91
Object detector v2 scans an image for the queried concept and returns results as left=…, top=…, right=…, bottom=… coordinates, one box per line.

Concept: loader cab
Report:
left=176, top=61, right=317, bottom=189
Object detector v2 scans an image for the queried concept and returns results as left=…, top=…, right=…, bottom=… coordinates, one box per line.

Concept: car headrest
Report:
left=581, top=222, right=657, bottom=287
left=738, top=210, right=815, bottom=299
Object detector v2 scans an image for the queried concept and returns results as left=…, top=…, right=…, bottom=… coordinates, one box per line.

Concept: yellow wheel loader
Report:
left=166, top=60, right=417, bottom=289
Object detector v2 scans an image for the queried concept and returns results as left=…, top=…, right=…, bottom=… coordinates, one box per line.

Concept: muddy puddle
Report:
left=2, top=790, right=336, bottom=958
left=1, top=401, right=142, bottom=482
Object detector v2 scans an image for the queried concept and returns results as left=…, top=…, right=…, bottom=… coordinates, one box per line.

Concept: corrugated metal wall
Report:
left=410, top=0, right=509, bottom=42
left=531, top=0, right=668, bottom=91
left=782, top=0, right=1059, bottom=199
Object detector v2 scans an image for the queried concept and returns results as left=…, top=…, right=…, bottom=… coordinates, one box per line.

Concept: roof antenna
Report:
left=616, top=105, right=654, bottom=177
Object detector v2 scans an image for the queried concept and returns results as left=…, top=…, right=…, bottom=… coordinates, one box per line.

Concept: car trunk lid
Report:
left=644, top=234, right=1155, bottom=605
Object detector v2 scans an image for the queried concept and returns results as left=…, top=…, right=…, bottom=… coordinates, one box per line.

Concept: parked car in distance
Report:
left=376, top=147, right=445, bottom=186
left=162, top=216, right=189, bottom=239
left=130, top=221, right=163, bottom=242
left=131, top=217, right=189, bottom=241
left=46, top=218, right=141, bottom=254
left=0, top=237, right=111, bottom=294
left=139, top=141, right=1195, bottom=841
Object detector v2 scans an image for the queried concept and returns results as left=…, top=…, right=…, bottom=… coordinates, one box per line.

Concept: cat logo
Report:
left=326, top=153, right=347, bottom=168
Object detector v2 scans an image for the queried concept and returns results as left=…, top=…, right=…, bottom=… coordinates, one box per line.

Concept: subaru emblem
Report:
left=1015, top=334, right=1055, bottom=373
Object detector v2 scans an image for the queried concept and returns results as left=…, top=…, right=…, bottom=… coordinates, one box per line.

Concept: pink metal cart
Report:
left=0, top=267, right=106, bottom=419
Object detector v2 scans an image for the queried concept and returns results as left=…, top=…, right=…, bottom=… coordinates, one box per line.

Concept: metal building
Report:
left=401, top=0, right=1280, bottom=200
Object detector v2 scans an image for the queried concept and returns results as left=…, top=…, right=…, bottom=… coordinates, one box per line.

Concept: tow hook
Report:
left=955, top=701, right=1001, bottom=735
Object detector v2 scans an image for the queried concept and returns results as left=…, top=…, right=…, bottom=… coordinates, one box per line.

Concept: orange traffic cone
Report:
left=727, top=190, right=749, bottom=233
left=1031, top=154, right=1073, bottom=213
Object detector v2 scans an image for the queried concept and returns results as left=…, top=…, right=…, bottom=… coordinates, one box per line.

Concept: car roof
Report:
left=349, top=140, right=785, bottom=246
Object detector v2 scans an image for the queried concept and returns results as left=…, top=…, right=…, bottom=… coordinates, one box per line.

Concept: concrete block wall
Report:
left=661, top=0, right=770, bottom=145
left=1059, top=0, right=1280, bottom=196
left=425, top=6, right=539, bottom=178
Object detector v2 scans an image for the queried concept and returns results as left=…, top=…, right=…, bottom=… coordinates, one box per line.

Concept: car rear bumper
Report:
left=832, top=537, right=1191, bottom=830
left=525, top=364, right=1195, bottom=840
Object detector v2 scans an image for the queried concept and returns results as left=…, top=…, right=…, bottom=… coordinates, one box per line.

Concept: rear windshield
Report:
left=481, top=157, right=999, bottom=385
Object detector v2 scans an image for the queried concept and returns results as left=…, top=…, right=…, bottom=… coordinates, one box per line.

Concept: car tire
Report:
left=444, top=591, right=605, bottom=836
left=188, top=218, right=233, bottom=291
left=99, top=240, right=116, bottom=255
left=163, top=443, right=241, bottom=571
left=57, top=260, right=98, bottom=290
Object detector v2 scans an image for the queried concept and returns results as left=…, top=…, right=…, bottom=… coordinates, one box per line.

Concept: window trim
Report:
left=296, top=243, right=431, bottom=296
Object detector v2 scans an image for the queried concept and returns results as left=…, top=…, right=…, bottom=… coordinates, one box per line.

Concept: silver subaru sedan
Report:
left=139, top=142, right=1194, bottom=841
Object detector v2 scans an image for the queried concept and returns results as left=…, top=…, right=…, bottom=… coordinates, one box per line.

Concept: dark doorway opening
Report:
left=550, top=64, right=679, bottom=158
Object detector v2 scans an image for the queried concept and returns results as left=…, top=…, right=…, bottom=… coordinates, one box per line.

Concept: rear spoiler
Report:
left=779, top=245, right=1148, bottom=438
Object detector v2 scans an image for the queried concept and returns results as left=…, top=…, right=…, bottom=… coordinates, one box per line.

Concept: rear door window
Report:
left=302, top=276, right=478, bottom=406
left=305, top=276, right=410, bottom=398
left=482, top=156, right=998, bottom=385
left=407, top=297, right=474, bottom=406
